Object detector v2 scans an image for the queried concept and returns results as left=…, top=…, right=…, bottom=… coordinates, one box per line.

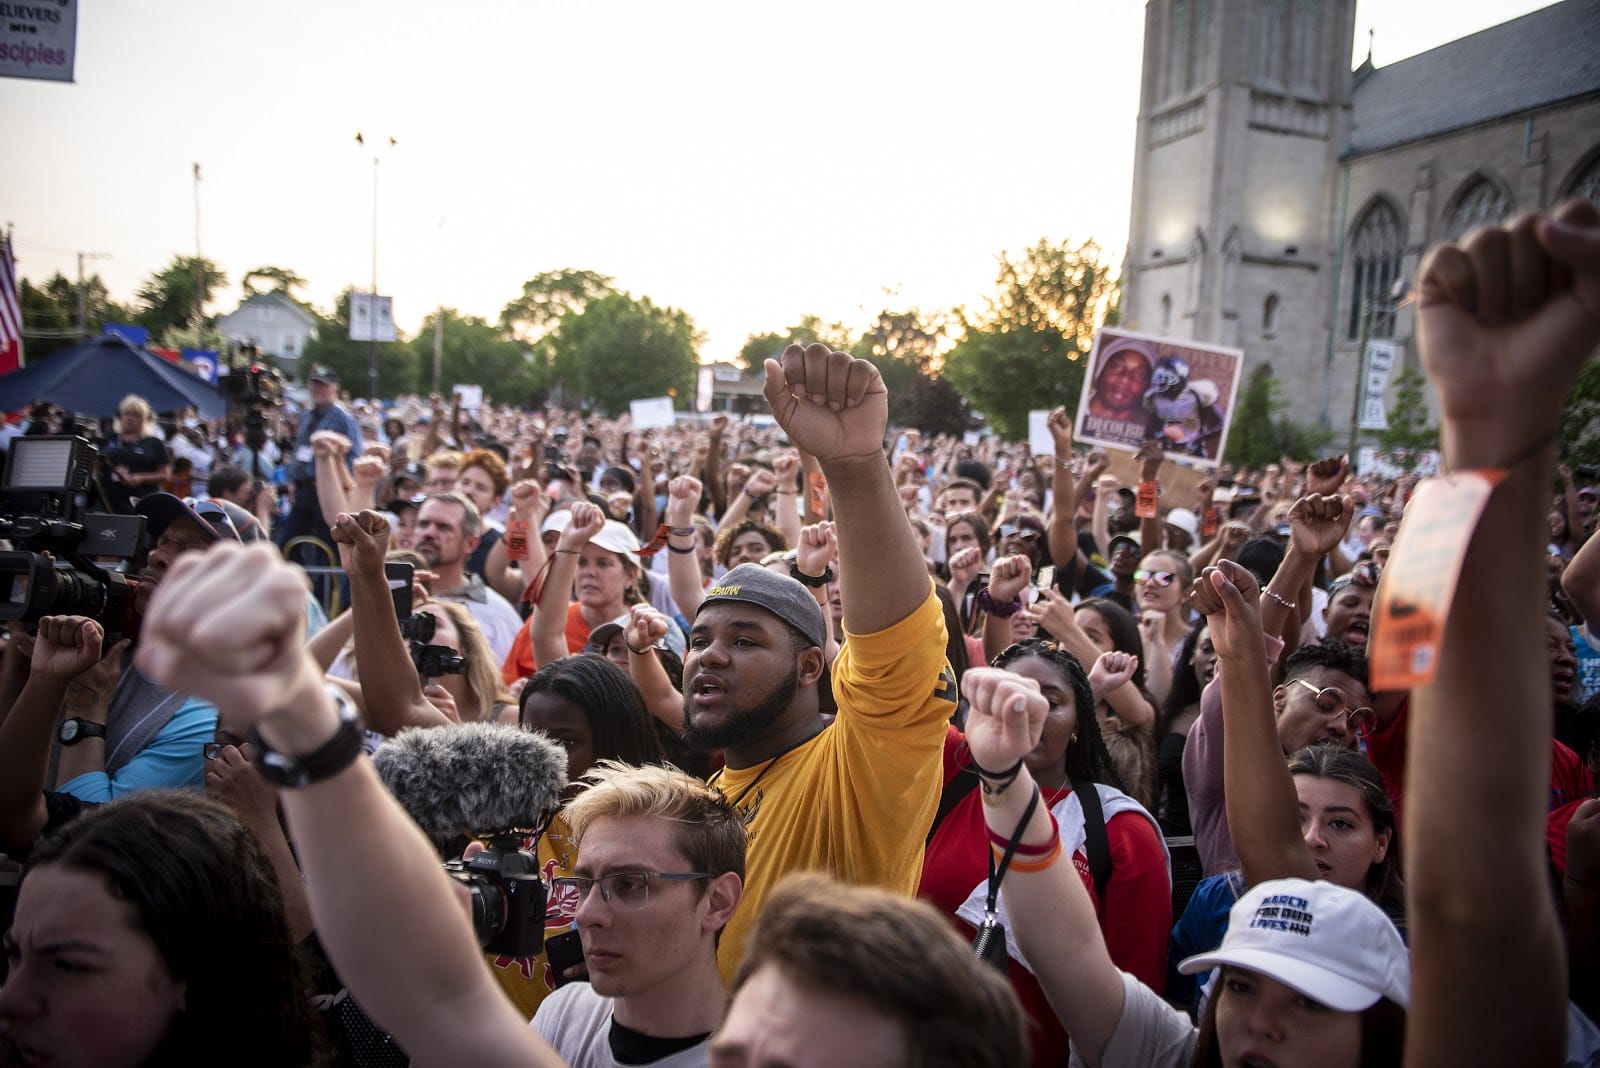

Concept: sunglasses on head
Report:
left=1330, top=561, right=1382, bottom=595
left=1134, top=569, right=1177, bottom=588
left=997, top=524, right=1040, bottom=542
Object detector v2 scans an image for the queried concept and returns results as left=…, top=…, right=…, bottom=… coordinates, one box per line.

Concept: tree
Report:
left=1222, top=364, right=1332, bottom=469
left=412, top=309, right=540, bottom=406
left=300, top=287, right=419, bottom=396
left=1375, top=366, right=1437, bottom=472
left=852, top=308, right=975, bottom=436
left=241, top=266, right=308, bottom=299
left=548, top=292, right=701, bottom=416
left=736, top=314, right=858, bottom=372
left=134, top=256, right=228, bottom=341
left=943, top=238, right=1119, bottom=439
left=1560, top=360, right=1600, bottom=470
left=500, top=269, right=615, bottom=344
left=17, top=273, right=133, bottom=360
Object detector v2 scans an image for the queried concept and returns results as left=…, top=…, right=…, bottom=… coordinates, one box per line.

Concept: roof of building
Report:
left=217, top=291, right=316, bottom=326
left=1348, top=0, right=1600, bottom=157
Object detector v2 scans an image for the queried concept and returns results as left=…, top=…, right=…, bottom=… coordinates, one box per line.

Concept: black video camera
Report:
left=444, top=833, right=547, bottom=957
left=411, top=641, right=464, bottom=679
left=0, top=437, right=146, bottom=638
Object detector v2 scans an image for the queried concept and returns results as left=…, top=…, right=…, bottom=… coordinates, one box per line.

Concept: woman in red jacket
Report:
left=918, top=637, right=1172, bottom=1067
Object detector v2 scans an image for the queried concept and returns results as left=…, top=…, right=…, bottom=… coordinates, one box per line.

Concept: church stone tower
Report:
left=1122, top=0, right=1357, bottom=427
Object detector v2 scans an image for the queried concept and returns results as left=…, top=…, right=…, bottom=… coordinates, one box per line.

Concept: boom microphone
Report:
left=374, top=723, right=567, bottom=845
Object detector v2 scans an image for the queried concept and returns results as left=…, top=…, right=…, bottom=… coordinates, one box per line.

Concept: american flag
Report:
left=0, top=233, right=20, bottom=372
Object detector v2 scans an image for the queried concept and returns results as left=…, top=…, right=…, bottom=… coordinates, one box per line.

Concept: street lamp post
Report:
left=356, top=132, right=395, bottom=400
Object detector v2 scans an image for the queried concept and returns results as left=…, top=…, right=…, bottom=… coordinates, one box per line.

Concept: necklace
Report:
left=711, top=723, right=826, bottom=810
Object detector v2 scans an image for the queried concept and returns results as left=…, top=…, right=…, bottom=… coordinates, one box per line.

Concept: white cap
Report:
left=540, top=510, right=641, bottom=567
left=1165, top=507, right=1199, bottom=540
left=1178, top=878, right=1409, bottom=1012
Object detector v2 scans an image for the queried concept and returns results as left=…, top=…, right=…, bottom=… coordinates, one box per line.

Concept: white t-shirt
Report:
left=1069, top=970, right=1197, bottom=1068
left=531, top=983, right=709, bottom=1068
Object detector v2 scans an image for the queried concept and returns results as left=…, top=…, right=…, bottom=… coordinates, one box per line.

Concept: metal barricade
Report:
left=282, top=535, right=344, bottom=617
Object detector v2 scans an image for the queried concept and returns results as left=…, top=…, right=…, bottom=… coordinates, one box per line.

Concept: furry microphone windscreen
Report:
left=374, top=722, right=568, bottom=842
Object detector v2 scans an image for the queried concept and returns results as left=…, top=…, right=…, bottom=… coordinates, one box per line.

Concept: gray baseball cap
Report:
left=697, top=563, right=827, bottom=650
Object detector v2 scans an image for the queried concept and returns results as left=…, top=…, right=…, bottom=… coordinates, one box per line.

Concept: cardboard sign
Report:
left=629, top=396, right=676, bottom=431
left=453, top=385, right=484, bottom=411
left=1028, top=410, right=1055, bottom=457
left=1075, top=328, right=1243, bottom=468
left=1369, top=470, right=1505, bottom=691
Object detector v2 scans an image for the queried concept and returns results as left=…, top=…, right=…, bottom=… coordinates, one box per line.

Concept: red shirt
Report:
left=501, top=602, right=592, bottom=686
left=918, top=728, right=1171, bottom=1068
left=1366, top=697, right=1592, bottom=819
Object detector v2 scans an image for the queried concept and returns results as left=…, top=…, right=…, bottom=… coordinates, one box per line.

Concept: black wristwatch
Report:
left=57, top=717, right=107, bottom=746
left=248, top=685, right=364, bottom=789
left=789, top=561, right=835, bottom=588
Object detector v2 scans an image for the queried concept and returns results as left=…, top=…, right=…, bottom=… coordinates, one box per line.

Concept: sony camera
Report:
left=444, top=834, right=547, bottom=957
left=0, top=437, right=145, bottom=637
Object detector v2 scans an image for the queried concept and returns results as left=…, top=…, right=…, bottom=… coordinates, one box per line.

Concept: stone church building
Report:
left=1119, top=0, right=1600, bottom=443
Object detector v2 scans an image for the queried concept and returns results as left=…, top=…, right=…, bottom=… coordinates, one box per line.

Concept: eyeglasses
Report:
left=1134, top=569, right=1177, bottom=588
left=996, top=524, right=1040, bottom=542
left=551, top=872, right=713, bottom=911
left=1289, top=679, right=1374, bottom=731
left=203, top=738, right=246, bottom=760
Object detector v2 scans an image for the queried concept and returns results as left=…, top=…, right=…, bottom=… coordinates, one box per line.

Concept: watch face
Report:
left=59, top=719, right=80, bottom=743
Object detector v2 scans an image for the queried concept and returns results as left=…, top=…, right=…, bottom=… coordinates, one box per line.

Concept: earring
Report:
left=1070, top=731, right=1079, bottom=743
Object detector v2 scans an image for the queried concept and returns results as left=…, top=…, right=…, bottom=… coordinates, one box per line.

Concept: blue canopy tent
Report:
left=0, top=336, right=227, bottom=420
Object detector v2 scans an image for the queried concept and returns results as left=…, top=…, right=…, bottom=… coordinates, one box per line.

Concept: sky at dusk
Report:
left=0, top=1, right=1558, bottom=364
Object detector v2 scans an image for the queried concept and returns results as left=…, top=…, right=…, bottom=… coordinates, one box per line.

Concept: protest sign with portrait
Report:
left=1075, top=327, right=1243, bottom=467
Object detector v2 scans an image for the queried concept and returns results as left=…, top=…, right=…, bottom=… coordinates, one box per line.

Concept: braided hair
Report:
left=991, top=638, right=1124, bottom=794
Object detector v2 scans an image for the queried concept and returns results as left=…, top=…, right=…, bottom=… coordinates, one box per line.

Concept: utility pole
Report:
left=76, top=251, right=110, bottom=338
left=355, top=133, right=396, bottom=400
left=193, top=162, right=205, bottom=332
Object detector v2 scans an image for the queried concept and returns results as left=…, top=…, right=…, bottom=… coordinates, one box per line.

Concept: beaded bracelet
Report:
left=1263, top=588, right=1297, bottom=610
left=975, top=587, right=1024, bottom=619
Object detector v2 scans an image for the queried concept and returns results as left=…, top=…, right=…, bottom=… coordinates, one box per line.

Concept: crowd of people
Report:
left=0, top=202, right=1597, bottom=1066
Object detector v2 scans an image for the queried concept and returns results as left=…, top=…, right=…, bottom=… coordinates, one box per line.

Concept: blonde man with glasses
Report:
left=533, top=761, right=745, bottom=1068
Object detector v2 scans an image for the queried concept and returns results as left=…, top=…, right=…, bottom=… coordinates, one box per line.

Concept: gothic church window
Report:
left=1290, top=0, right=1321, bottom=92
left=1263, top=294, right=1280, bottom=336
left=1444, top=175, right=1512, bottom=240
left=1259, top=0, right=1286, bottom=83
left=1564, top=150, right=1600, bottom=203
left=1347, top=200, right=1403, bottom=340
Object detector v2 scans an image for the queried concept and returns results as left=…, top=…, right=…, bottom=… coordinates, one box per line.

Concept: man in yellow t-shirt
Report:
left=682, top=343, right=957, bottom=979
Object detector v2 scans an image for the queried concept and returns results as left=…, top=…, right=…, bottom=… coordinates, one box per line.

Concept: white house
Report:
left=216, top=292, right=318, bottom=373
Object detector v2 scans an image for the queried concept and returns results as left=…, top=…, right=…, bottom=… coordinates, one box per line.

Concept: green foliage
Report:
left=736, top=315, right=859, bottom=372
left=300, top=287, right=420, bottom=397
left=413, top=309, right=540, bottom=406
left=942, top=238, right=1118, bottom=439
left=1223, top=364, right=1333, bottom=468
left=241, top=266, right=308, bottom=299
left=1375, top=366, right=1437, bottom=472
left=854, top=308, right=975, bottom=436
left=18, top=273, right=133, bottom=360
left=548, top=292, right=701, bottom=416
left=500, top=269, right=616, bottom=343
left=1560, top=359, right=1600, bottom=468
left=134, top=256, right=228, bottom=339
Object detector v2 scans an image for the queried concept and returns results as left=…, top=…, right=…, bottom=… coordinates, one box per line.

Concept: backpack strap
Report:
left=1073, top=779, right=1114, bottom=900
left=927, top=767, right=979, bottom=846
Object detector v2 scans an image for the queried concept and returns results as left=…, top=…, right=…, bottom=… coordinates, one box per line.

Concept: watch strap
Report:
left=789, top=561, right=834, bottom=588
left=248, top=686, right=364, bottom=789
left=58, top=717, right=108, bottom=745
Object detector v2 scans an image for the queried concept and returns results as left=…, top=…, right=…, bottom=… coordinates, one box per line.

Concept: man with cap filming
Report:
left=0, top=493, right=264, bottom=855
left=278, top=364, right=365, bottom=551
